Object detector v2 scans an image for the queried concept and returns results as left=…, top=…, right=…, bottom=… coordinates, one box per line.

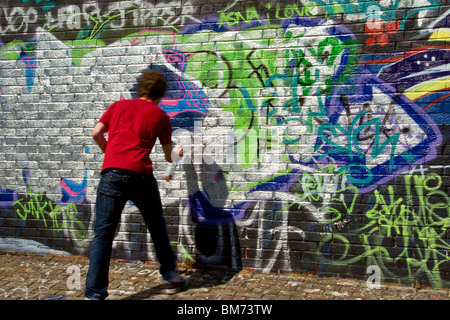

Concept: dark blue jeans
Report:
left=85, top=169, right=176, bottom=300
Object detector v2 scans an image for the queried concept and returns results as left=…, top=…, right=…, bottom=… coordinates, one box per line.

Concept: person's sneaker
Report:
left=161, top=273, right=189, bottom=294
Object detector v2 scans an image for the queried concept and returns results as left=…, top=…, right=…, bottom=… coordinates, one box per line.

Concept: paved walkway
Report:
left=0, top=252, right=449, bottom=301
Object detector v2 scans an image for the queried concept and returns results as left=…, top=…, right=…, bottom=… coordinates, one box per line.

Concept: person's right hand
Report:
left=172, top=144, right=183, bottom=160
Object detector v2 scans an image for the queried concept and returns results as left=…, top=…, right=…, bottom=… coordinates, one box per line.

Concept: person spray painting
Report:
left=85, top=70, right=188, bottom=300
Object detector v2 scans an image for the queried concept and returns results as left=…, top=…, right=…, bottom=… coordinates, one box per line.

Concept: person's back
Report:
left=100, top=98, right=172, bottom=174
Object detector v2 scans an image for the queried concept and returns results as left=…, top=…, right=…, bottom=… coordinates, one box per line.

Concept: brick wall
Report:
left=0, top=0, right=449, bottom=288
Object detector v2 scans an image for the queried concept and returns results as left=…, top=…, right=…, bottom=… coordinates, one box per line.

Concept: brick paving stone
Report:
left=0, top=251, right=449, bottom=301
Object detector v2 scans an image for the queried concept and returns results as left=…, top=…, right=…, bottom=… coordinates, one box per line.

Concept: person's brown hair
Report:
left=137, top=70, right=167, bottom=101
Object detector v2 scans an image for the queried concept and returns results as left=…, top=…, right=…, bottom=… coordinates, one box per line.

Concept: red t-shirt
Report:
left=98, top=98, right=172, bottom=174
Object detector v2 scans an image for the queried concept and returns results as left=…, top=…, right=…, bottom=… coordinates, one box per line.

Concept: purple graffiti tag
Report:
left=0, top=187, right=18, bottom=207
left=188, top=191, right=257, bottom=225
left=160, top=49, right=209, bottom=117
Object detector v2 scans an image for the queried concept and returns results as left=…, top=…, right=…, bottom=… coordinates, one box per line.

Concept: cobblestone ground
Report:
left=0, top=252, right=449, bottom=301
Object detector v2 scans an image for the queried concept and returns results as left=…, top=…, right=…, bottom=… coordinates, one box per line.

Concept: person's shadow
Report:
left=123, top=160, right=243, bottom=300
left=120, top=266, right=239, bottom=300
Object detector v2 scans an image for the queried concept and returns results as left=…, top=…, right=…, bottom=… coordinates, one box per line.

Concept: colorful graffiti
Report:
left=0, top=163, right=91, bottom=253
left=317, top=72, right=442, bottom=192
left=0, top=0, right=448, bottom=288
left=318, top=168, right=450, bottom=288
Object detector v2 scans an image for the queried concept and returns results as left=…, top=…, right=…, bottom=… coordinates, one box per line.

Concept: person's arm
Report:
left=162, top=143, right=183, bottom=163
left=92, top=122, right=108, bottom=153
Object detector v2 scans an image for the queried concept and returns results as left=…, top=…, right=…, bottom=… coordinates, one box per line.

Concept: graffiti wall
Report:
left=0, top=0, right=449, bottom=288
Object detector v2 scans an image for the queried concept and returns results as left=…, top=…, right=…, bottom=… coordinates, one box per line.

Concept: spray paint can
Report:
left=164, top=157, right=180, bottom=181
